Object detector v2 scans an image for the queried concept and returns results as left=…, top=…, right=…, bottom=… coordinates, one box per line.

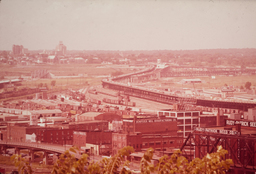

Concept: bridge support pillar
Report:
left=2, top=146, right=7, bottom=155
left=15, top=147, right=20, bottom=155
left=0, top=146, right=7, bottom=154
left=29, top=150, right=35, bottom=161
left=43, top=151, right=49, bottom=165
left=0, top=146, right=3, bottom=154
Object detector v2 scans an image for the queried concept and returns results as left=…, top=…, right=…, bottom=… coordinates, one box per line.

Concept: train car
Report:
left=90, top=98, right=101, bottom=105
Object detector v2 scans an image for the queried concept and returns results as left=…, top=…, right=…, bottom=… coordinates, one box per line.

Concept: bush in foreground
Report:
left=12, top=146, right=233, bottom=174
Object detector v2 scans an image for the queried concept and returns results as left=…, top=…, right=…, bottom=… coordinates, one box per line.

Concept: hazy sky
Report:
left=0, top=0, right=256, bottom=51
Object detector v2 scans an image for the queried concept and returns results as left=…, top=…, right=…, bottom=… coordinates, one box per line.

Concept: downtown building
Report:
left=112, top=116, right=183, bottom=155
left=55, top=41, right=67, bottom=55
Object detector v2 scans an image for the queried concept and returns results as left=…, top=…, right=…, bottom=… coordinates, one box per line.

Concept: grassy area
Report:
left=0, top=64, right=133, bottom=77
left=21, top=77, right=98, bottom=89
left=0, top=63, right=135, bottom=94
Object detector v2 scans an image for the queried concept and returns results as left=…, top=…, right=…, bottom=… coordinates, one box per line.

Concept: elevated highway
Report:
left=0, top=141, right=81, bottom=164
left=102, top=65, right=256, bottom=111
left=161, top=66, right=256, bottom=77
left=0, top=141, right=69, bottom=155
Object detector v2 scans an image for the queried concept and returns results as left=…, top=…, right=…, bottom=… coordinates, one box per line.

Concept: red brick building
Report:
left=113, top=117, right=180, bottom=155
left=122, top=117, right=178, bottom=135
left=112, top=133, right=142, bottom=155
left=73, top=131, right=87, bottom=148
left=68, top=121, right=108, bottom=131
left=112, top=132, right=183, bottom=155
left=7, top=124, right=26, bottom=142
left=86, top=131, right=113, bottom=155
left=37, top=128, right=74, bottom=145
left=200, top=115, right=228, bottom=127
left=85, top=131, right=112, bottom=145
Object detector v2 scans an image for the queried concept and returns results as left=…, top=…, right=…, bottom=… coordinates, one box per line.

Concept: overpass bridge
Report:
left=161, top=66, right=256, bottom=77
left=102, top=65, right=256, bottom=111
left=0, top=141, right=82, bottom=164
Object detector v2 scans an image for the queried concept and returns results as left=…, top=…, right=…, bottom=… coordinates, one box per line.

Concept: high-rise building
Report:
left=12, top=45, right=24, bottom=55
left=55, top=41, right=67, bottom=55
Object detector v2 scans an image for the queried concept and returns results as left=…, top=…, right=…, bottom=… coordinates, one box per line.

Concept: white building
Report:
left=157, top=110, right=200, bottom=137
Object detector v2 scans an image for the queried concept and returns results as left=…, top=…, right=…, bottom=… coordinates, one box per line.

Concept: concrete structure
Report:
left=0, top=141, right=81, bottom=165
left=157, top=111, right=200, bottom=137
left=102, top=65, right=256, bottom=111
left=0, top=79, right=22, bottom=89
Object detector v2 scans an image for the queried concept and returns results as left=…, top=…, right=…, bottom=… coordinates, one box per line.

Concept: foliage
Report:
left=44, top=83, right=48, bottom=89
left=51, top=80, right=56, bottom=87
left=187, top=145, right=233, bottom=174
left=38, top=83, right=43, bottom=88
left=11, top=154, right=33, bottom=174
left=51, top=146, right=89, bottom=174
left=140, top=148, right=155, bottom=174
left=101, top=146, right=134, bottom=174
left=51, top=146, right=134, bottom=174
left=11, top=146, right=232, bottom=174
left=156, top=149, right=188, bottom=174
left=245, top=81, right=252, bottom=90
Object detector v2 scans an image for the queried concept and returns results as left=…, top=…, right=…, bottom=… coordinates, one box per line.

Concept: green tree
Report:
left=187, top=145, right=233, bottom=174
left=51, top=80, right=56, bottom=87
left=140, top=148, right=155, bottom=174
left=52, top=147, right=89, bottom=174
left=38, top=83, right=43, bottom=88
left=12, top=146, right=232, bottom=174
left=44, top=83, right=49, bottom=90
left=156, top=149, right=188, bottom=173
left=11, top=154, right=33, bottom=174
left=101, top=146, right=134, bottom=174
left=245, top=81, right=252, bottom=90
left=52, top=146, right=134, bottom=174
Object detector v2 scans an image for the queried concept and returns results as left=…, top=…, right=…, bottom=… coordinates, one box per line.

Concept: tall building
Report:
left=12, top=45, right=24, bottom=55
left=55, top=41, right=67, bottom=55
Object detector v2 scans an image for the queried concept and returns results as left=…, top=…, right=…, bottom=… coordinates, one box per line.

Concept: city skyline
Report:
left=0, top=0, right=256, bottom=51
